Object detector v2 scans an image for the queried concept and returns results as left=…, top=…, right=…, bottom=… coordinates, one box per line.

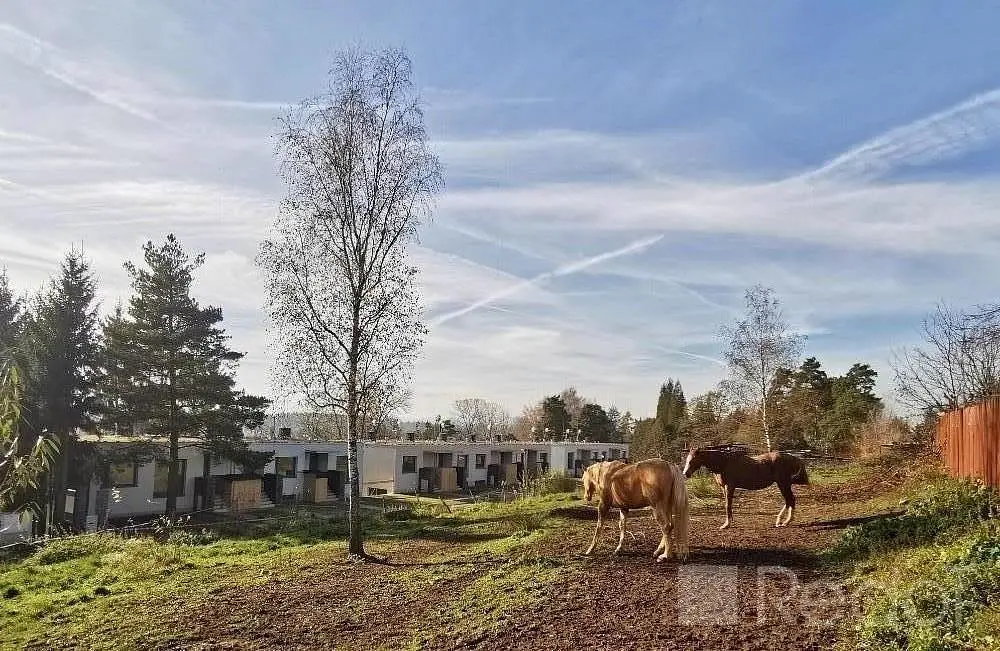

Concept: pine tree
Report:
left=102, top=235, right=268, bottom=516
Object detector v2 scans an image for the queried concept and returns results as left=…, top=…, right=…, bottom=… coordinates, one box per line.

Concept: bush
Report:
left=166, top=528, right=219, bottom=546
left=829, top=477, right=998, bottom=562
left=522, top=471, right=577, bottom=497
left=34, top=534, right=117, bottom=565
left=685, top=470, right=719, bottom=500
left=852, top=525, right=1000, bottom=650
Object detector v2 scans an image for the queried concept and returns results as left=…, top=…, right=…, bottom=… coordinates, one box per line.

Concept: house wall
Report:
left=93, top=446, right=206, bottom=519
left=360, top=445, right=397, bottom=494
left=0, top=511, right=33, bottom=544
left=394, top=447, right=419, bottom=493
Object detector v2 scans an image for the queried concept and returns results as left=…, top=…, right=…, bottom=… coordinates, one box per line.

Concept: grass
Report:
left=826, top=469, right=1000, bottom=650
left=0, top=491, right=583, bottom=649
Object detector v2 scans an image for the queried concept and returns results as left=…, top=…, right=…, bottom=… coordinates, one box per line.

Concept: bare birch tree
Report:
left=258, top=47, right=442, bottom=560
left=892, top=302, right=1000, bottom=413
left=719, top=285, right=804, bottom=451
left=452, top=398, right=486, bottom=440
left=482, top=401, right=512, bottom=441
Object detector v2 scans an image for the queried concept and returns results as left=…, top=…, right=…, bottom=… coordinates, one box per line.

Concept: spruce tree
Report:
left=23, top=251, right=100, bottom=524
left=0, top=269, right=23, bottom=362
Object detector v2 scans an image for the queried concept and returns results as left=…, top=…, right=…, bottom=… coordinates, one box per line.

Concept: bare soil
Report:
left=158, top=468, right=893, bottom=650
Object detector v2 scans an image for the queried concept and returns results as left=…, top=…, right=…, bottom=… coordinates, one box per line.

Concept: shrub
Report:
left=34, top=534, right=118, bottom=565
left=522, top=471, right=577, bottom=497
left=852, top=525, right=1000, bottom=650
left=166, top=528, right=219, bottom=546
left=685, top=470, right=719, bottom=500
left=829, top=477, right=998, bottom=562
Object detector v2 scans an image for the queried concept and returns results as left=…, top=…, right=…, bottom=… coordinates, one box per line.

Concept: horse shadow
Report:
left=802, top=511, right=903, bottom=531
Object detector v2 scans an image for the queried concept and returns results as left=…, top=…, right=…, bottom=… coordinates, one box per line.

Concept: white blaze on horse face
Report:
left=682, top=449, right=694, bottom=477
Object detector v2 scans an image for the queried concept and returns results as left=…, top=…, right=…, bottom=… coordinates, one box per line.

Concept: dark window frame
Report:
left=475, top=454, right=486, bottom=469
left=274, top=456, right=297, bottom=478
left=153, top=459, right=187, bottom=498
left=401, top=455, right=417, bottom=474
left=109, top=462, right=139, bottom=488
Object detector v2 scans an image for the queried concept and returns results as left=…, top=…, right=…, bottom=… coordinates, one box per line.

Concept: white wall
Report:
left=360, top=445, right=397, bottom=494
left=0, top=511, right=32, bottom=543
left=96, top=446, right=205, bottom=519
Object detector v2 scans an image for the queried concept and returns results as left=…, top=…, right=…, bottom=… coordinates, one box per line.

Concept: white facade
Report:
left=0, top=511, right=33, bottom=544
left=67, top=438, right=629, bottom=520
left=84, top=441, right=240, bottom=521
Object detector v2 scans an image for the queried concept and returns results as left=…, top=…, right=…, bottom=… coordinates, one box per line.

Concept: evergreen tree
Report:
left=23, top=251, right=101, bottom=524
left=102, top=235, right=268, bottom=516
left=688, top=391, right=726, bottom=443
left=819, top=363, right=882, bottom=452
left=539, top=395, right=572, bottom=440
left=605, top=405, right=622, bottom=443
left=578, top=403, right=615, bottom=442
left=655, top=378, right=687, bottom=441
left=0, top=269, right=24, bottom=363
left=617, top=410, right=635, bottom=443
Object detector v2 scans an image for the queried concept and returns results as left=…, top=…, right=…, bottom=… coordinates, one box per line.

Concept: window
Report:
left=153, top=459, right=186, bottom=498
left=539, top=453, right=548, bottom=464
left=475, top=454, right=486, bottom=469
left=274, top=456, right=297, bottom=477
left=567, top=452, right=575, bottom=469
left=457, top=455, right=468, bottom=468
left=610, top=449, right=621, bottom=459
left=336, top=455, right=348, bottom=472
left=109, top=462, right=138, bottom=488
left=401, top=456, right=416, bottom=474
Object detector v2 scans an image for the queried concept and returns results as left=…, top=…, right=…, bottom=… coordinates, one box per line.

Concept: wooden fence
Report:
left=936, top=396, right=1000, bottom=488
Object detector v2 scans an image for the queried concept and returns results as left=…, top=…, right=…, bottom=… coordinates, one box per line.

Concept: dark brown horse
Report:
left=682, top=447, right=809, bottom=529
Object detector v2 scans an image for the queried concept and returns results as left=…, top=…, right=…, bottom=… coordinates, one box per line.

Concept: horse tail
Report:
left=671, top=463, right=690, bottom=558
left=790, top=459, right=810, bottom=485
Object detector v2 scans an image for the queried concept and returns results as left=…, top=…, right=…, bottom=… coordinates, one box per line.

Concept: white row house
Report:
left=59, top=436, right=628, bottom=527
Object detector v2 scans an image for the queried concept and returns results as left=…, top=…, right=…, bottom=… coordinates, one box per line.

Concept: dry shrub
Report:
left=853, top=410, right=913, bottom=458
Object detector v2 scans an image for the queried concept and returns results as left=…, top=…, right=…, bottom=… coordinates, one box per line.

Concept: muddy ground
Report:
left=155, top=467, right=898, bottom=651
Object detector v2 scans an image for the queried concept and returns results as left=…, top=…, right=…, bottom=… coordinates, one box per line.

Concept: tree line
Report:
left=0, top=237, right=268, bottom=524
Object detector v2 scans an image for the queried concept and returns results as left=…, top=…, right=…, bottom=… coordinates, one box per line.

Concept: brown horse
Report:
left=682, top=447, right=809, bottom=529
left=581, top=458, right=690, bottom=562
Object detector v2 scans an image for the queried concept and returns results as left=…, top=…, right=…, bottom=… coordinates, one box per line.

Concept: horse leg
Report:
left=585, top=504, right=608, bottom=555
left=774, top=504, right=787, bottom=528
left=777, top=482, right=795, bottom=527
left=660, top=504, right=675, bottom=562
left=614, top=509, right=629, bottom=554
left=720, top=484, right=735, bottom=530
left=650, top=505, right=669, bottom=560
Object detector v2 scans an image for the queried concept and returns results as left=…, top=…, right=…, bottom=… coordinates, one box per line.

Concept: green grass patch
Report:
left=0, top=494, right=581, bottom=649
left=847, top=524, right=1000, bottom=650
left=826, top=477, right=998, bottom=563
left=828, top=472, right=1000, bottom=650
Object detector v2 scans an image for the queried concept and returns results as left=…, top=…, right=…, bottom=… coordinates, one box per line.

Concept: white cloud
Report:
left=2, top=7, right=999, bottom=422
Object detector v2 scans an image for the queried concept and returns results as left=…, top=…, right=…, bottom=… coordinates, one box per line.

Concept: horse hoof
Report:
left=719, top=524, right=730, bottom=531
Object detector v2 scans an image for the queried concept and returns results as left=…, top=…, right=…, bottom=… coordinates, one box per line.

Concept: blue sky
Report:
left=2, top=1, right=1000, bottom=421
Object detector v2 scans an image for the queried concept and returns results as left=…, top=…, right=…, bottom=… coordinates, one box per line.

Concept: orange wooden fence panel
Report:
left=936, top=397, right=1000, bottom=488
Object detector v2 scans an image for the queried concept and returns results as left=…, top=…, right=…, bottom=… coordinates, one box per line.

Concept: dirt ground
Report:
left=158, top=467, right=896, bottom=651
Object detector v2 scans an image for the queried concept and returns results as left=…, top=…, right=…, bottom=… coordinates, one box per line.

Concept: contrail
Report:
left=0, top=23, right=160, bottom=124
left=429, top=234, right=664, bottom=326
left=654, top=346, right=725, bottom=367
left=793, top=87, right=1000, bottom=184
